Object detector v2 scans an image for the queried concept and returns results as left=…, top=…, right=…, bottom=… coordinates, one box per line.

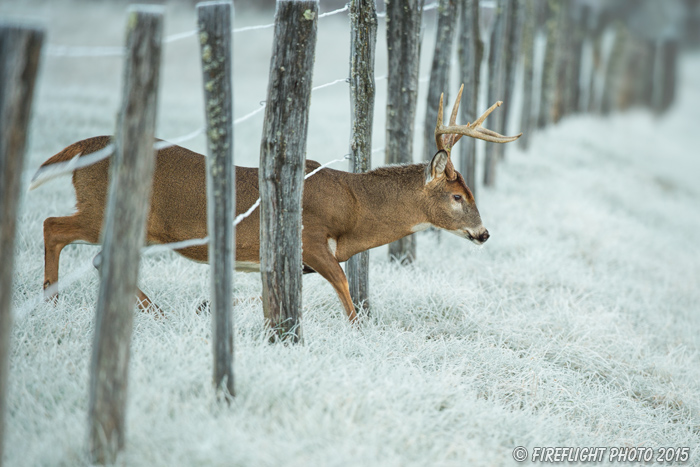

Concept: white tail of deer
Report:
left=32, top=84, right=520, bottom=322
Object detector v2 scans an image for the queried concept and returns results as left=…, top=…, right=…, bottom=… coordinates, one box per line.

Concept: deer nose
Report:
left=478, top=229, right=490, bottom=243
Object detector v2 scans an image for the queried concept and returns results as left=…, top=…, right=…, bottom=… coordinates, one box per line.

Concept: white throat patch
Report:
left=327, top=237, right=338, bottom=258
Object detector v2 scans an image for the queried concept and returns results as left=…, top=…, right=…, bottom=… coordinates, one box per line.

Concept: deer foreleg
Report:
left=304, top=246, right=358, bottom=323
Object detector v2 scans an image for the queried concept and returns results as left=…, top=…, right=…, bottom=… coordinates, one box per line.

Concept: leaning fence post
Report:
left=259, top=0, right=318, bottom=343
left=88, top=6, right=163, bottom=464
left=422, top=0, right=457, bottom=163
left=197, top=0, right=235, bottom=397
left=347, top=0, right=377, bottom=315
left=0, top=23, right=44, bottom=466
left=386, top=0, right=424, bottom=264
left=457, top=0, right=483, bottom=194
left=483, top=0, right=509, bottom=187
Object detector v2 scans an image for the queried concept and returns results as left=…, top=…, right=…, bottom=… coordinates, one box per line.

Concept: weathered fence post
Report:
left=499, top=0, right=523, bottom=159
left=347, top=0, right=377, bottom=315
left=88, top=6, right=163, bottom=464
left=566, top=3, right=588, bottom=116
left=386, top=0, right=424, bottom=264
left=517, top=0, right=537, bottom=151
left=552, top=0, right=571, bottom=123
left=197, top=0, right=235, bottom=397
left=0, top=23, right=43, bottom=466
left=631, top=39, right=656, bottom=109
left=586, top=7, right=611, bottom=114
left=423, top=0, right=457, bottom=163
left=457, top=0, right=483, bottom=194
left=537, top=0, right=560, bottom=128
left=259, top=0, right=318, bottom=343
left=653, top=38, right=679, bottom=113
left=483, top=0, right=509, bottom=187
left=601, top=22, right=628, bottom=115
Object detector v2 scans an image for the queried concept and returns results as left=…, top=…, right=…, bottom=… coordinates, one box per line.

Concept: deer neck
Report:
left=337, top=163, right=429, bottom=261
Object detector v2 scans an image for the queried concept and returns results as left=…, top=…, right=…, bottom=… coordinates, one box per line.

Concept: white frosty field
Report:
left=2, top=1, right=700, bottom=465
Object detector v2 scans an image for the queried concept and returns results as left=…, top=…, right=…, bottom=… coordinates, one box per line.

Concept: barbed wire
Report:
left=19, top=1, right=438, bottom=319
left=14, top=151, right=360, bottom=322
left=45, top=2, right=439, bottom=58
left=376, top=1, right=438, bottom=18
left=26, top=72, right=364, bottom=187
left=46, top=4, right=353, bottom=58
left=140, top=153, right=354, bottom=255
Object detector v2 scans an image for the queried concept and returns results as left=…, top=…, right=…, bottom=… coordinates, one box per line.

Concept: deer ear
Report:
left=425, top=150, right=449, bottom=184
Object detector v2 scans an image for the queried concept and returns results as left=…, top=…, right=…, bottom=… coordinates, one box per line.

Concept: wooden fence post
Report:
left=586, top=7, right=610, bottom=114
left=197, top=0, right=235, bottom=397
left=601, top=22, right=628, bottom=115
left=552, top=0, right=571, bottom=123
left=483, top=0, right=509, bottom=187
left=653, top=38, right=679, bottom=113
left=567, top=4, right=589, bottom=116
left=347, top=0, right=377, bottom=315
left=537, top=0, right=560, bottom=128
left=632, top=39, right=656, bottom=109
left=457, top=0, right=483, bottom=194
left=517, top=0, right=537, bottom=151
left=422, top=0, right=457, bottom=163
left=499, top=0, right=523, bottom=159
left=259, top=0, right=318, bottom=343
left=88, top=6, right=163, bottom=463
left=0, top=23, right=44, bottom=466
left=386, top=0, right=424, bottom=264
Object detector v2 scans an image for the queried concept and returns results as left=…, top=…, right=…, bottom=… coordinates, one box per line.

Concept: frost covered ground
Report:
left=2, top=1, right=700, bottom=466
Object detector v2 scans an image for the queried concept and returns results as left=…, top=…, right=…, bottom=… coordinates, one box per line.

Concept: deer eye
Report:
left=453, top=194, right=462, bottom=201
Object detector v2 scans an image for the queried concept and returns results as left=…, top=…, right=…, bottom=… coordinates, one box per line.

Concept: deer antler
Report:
left=435, top=84, right=522, bottom=152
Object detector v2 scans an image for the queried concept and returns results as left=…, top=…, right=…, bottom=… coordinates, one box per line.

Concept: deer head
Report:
left=422, top=85, right=521, bottom=244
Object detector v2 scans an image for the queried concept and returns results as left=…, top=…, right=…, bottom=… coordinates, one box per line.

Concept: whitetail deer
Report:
left=32, top=85, right=520, bottom=322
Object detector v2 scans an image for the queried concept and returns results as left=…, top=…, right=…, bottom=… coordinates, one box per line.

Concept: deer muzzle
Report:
left=445, top=226, right=489, bottom=244
left=464, top=226, right=490, bottom=245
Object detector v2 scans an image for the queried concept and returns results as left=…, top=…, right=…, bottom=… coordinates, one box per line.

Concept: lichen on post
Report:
left=385, top=0, right=424, bottom=264
left=88, top=5, right=163, bottom=463
left=347, top=0, right=378, bottom=315
left=259, top=0, right=318, bottom=343
left=197, top=0, right=235, bottom=397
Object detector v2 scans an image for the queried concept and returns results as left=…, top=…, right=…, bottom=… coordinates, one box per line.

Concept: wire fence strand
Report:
left=20, top=1, right=437, bottom=319
left=46, top=3, right=440, bottom=57
left=46, top=4, right=354, bottom=57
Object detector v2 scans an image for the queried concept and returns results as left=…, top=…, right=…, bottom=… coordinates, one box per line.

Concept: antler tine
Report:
left=435, top=92, right=446, bottom=151
left=446, top=100, right=522, bottom=144
left=472, top=100, right=502, bottom=128
left=435, top=87, right=522, bottom=147
left=449, top=84, right=464, bottom=126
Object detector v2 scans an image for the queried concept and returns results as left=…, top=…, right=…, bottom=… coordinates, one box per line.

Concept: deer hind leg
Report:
left=135, top=287, right=163, bottom=316
left=91, top=251, right=164, bottom=316
left=43, top=214, right=99, bottom=302
left=303, top=245, right=358, bottom=323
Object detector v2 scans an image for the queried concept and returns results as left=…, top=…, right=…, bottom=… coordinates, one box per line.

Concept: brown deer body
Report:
left=33, top=86, right=520, bottom=322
